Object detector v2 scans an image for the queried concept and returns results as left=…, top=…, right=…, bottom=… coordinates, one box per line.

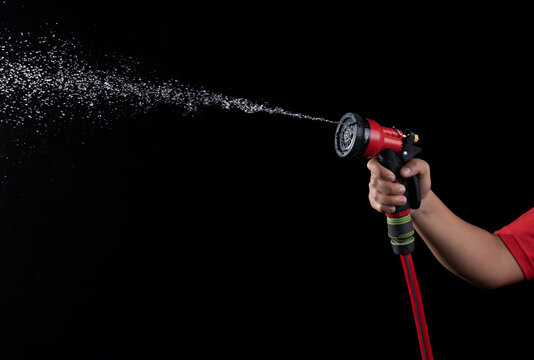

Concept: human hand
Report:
left=367, top=157, right=431, bottom=214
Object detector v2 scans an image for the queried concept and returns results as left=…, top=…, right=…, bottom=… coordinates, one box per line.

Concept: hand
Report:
left=367, top=157, right=431, bottom=214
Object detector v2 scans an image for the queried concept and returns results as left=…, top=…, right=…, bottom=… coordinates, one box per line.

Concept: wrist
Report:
left=411, top=190, right=435, bottom=222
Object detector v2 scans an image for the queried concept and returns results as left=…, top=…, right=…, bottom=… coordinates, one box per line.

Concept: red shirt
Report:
left=495, top=207, right=534, bottom=280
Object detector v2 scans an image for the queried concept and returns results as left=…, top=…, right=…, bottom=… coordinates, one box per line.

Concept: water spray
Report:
left=335, top=112, right=433, bottom=360
left=0, top=31, right=337, bottom=128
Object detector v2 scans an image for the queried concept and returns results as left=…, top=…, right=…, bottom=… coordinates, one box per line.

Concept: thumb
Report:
left=400, top=158, right=429, bottom=178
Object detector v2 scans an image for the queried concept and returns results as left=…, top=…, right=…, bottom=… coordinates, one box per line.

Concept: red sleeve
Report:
left=495, top=207, right=534, bottom=280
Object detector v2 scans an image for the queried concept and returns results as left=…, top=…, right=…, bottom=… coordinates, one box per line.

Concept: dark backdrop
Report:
left=0, top=1, right=532, bottom=358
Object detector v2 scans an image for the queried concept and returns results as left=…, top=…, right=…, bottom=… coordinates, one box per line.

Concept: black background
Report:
left=1, top=1, right=533, bottom=358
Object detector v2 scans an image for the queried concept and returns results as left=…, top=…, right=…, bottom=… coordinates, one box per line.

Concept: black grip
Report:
left=378, top=149, right=421, bottom=213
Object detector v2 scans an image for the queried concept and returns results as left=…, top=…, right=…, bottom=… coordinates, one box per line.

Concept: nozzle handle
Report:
left=378, top=149, right=420, bottom=213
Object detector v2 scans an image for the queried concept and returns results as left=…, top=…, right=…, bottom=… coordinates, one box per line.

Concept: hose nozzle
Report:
left=334, top=112, right=404, bottom=159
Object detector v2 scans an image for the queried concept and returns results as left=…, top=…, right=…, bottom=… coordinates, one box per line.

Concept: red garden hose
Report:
left=400, top=253, right=433, bottom=360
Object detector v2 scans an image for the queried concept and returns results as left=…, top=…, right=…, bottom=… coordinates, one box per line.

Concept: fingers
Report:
left=367, top=157, right=407, bottom=214
left=367, top=157, right=396, bottom=182
left=367, top=157, right=431, bottom=214
left=369, top=173, right=406, bottom=196
left=368, top=177, right=407, bottom=213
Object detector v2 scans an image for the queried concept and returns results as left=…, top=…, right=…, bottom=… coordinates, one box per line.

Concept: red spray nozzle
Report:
left=335, top=112, right=406, bottom=159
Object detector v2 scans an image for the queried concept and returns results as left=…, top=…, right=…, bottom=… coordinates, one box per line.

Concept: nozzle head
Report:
left=334, top=113, right=370, bottom=158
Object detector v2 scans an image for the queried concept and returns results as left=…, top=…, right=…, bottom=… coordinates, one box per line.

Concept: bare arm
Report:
left=367, top=157, right=524, bottom=289
left=411, top=190, right=524, bottom=288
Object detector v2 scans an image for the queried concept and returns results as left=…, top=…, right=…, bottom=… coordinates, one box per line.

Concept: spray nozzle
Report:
left=334, top=112, right=412, bottom=159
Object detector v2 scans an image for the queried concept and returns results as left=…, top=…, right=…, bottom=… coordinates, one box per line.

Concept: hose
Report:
left=400, top=253, right=433, bottom=360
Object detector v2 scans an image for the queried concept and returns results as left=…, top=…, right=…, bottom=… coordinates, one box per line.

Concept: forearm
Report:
left=412, top=190, right=524, bottom=288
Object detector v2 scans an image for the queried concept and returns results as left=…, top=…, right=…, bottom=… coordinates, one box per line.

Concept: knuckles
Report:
left=369, top=175, right=380, bottom=188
